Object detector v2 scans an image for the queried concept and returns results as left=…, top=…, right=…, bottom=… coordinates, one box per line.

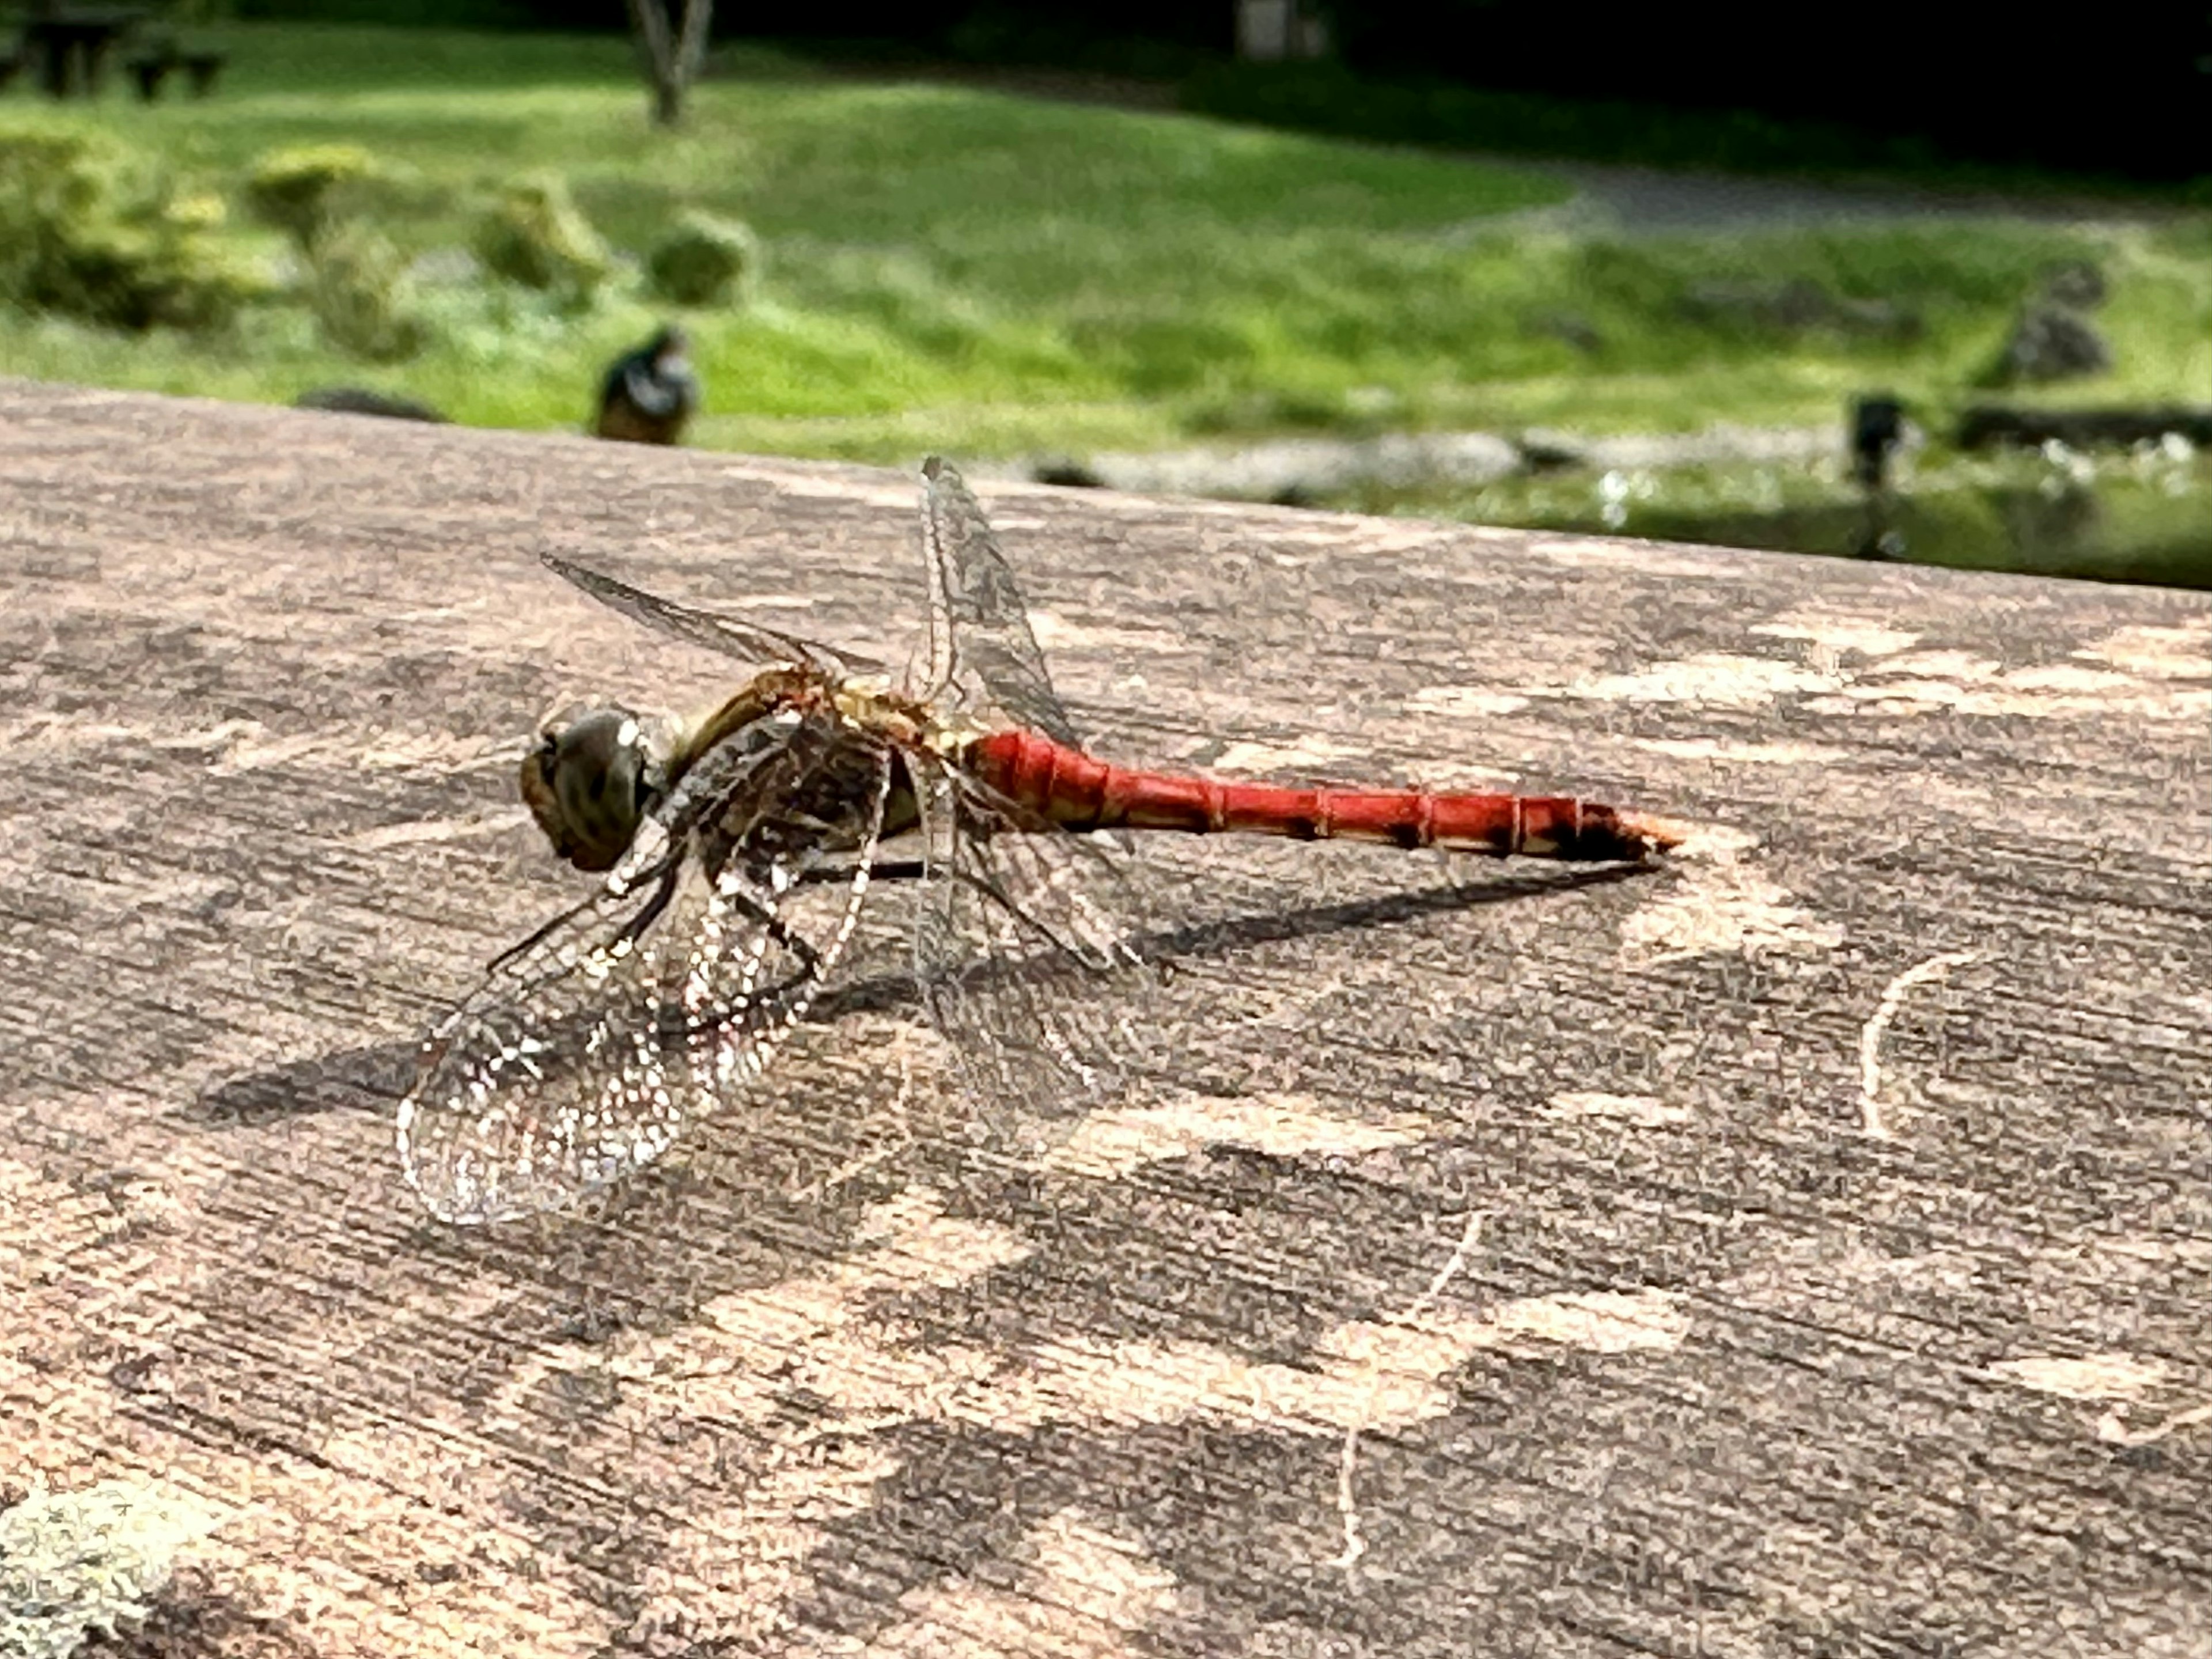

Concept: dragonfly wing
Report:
left=919, top=457, right=1083, bottom=748
left=398, top=711, right=891, bottom=1224
left=540, top=550, right=885, bottom=677
left=910, top=753, right=1162, bottom=1142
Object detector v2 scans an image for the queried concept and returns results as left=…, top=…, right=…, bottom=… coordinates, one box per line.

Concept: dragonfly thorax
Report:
left=828, top=677, right=945, bottom=752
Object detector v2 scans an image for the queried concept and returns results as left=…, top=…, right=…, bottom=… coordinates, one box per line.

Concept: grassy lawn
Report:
left=2, top=24, right=2210, bottom=467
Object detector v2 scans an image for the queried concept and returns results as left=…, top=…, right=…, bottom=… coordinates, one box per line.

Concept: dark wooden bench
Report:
left=2, top=379, right=2207, bottom=1658
left=20, top=6, right=143, bottom=97
left=124, top=40, right=165, bottom=98
left=124, top=39, right=226, bottom=100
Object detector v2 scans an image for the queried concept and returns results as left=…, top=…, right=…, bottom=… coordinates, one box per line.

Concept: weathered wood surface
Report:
left=3, top=379, right=2210, bottom=1658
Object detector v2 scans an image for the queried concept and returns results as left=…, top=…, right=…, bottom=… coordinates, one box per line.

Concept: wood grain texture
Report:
left=3, top=378, right=2209, bottom=1658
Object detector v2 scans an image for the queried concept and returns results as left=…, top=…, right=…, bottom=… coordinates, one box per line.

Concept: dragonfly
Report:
left=397, top=457, right=1681, bottom=1224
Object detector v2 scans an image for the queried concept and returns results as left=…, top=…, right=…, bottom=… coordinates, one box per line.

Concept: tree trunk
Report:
left=626, top=0, right=712, bottom=128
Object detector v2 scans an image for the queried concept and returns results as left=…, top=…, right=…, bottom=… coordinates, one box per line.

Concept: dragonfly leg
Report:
left=798, top=857, right=929, bottom=887
left=615, top=859, right=684, bottom=949
left=486, top=851, right=681, bottom=975
left=713, top=880, right=827, bottom=976
left=795, top=855, right=1109, bottom=968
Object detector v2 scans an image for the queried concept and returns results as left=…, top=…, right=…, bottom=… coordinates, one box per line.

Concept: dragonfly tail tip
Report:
left=1621, top=812, right=1694, bottom=856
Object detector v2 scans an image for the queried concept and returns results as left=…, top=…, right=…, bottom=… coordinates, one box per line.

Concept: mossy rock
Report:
left=474, top=173, right=609, bottom=305
left=0, top=126, right=264, bottom=332
left=1983, top=303, right=2113, bottom=388
left=308, top=222, right=426, bottom=361
left=245, top=143, right=386, bottom=249
left=646, top=210, right=762, bottom=306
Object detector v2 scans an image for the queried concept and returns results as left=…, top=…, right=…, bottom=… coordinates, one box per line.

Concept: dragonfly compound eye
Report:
left=518, top=707, right=656, bottom=872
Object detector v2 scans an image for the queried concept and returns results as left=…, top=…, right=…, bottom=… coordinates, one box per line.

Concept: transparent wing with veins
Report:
left=398, top=709, right=891, bottom=1224
left=910, top=753, right=1165, bottom=1139
left=919, top=456, right=1084, bottom=747
left=909, top=457, right=1173, bottom=1131
left=539, top=548, right=885, bottom=677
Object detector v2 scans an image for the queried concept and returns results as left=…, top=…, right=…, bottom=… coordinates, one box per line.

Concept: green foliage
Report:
left=473, top=172, right=609, bottom=305
left=306, top=220, right=426, bottom=359
left=241, top=141, right=431, bottom=356
left=647, top=210, right=762, bottom=307
left=0, top=126, right=263, bottom=331
left=0, top=24, right=2198, bottom=476
left=244, top=142, right=386, bottom=248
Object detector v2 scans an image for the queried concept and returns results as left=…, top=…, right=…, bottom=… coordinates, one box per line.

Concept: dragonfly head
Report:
left=519, top=707, right=663, bottom=873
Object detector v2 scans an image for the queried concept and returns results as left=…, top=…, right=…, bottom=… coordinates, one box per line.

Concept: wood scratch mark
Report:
left=1397, top=1209, right=1491, bottom=1326
left=1329, top=1428, right=1365, bottom=1575
left=342, top=806, right=533, bottom=852
left=1859, top=950, right=1979, bottom=1139
left=1330, top=1209, right=1490, bottom=1574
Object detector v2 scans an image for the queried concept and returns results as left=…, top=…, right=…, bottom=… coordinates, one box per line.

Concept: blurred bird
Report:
left=593, top=325, right=700, bottom=446
left=1849, top=392, right=1910, bottom=560
left=1850, top=393, right=1906, bottom=492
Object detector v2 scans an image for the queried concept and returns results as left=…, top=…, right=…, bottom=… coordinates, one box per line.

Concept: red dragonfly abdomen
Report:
left=964, top=730, right=1676, bottom=860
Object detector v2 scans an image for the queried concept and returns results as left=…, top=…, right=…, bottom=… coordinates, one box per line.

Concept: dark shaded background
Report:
left=229, top=1, right=2212, bottom=182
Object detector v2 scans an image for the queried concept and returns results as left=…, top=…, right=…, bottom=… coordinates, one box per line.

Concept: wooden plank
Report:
left=3, top=378, right=2209, bottom=1657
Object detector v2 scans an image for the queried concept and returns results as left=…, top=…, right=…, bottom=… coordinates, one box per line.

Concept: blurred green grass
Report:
left=0, top=24, right=2205, bottom=463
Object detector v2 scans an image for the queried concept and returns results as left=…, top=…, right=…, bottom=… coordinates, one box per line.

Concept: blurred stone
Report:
left=1057, top=421, right=1855, bottom=504
left=1989, top=304, right=2113, bottom=386
left=1031, top=456, right=1107, bottom=488
left=1565, top=425, right=1836, bottom=470
left=2037, top=259, right=2108, bottom=310
left=1956, top=404, right=2212, bottom=450
left=295, top=387, right=447, bottom=423
left=1079, top=432, right=1518, bottom=502
left=1070, top=431, right=1521, bottom=504
left=1514, top=429, right=1589, bottom=471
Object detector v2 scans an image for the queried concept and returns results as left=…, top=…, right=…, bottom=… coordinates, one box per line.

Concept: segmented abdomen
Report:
left=963, top=730, right=1673, bottom=861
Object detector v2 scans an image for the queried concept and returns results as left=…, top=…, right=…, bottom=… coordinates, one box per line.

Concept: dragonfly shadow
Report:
left=1140, top=859, right=1651, bottom=961
left=190, top=1037, right=420, bottom=1127
left=807, top=859, right=1656, bottom=1026
left=190, top=862, right=1653, bottom=1132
